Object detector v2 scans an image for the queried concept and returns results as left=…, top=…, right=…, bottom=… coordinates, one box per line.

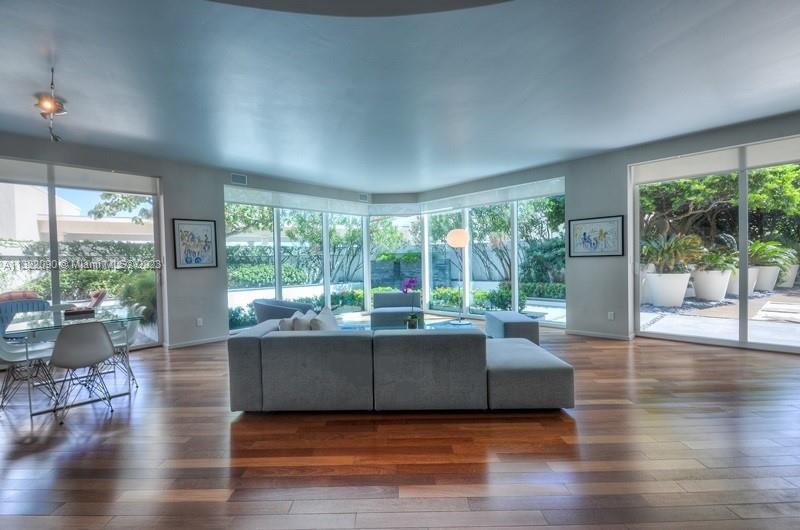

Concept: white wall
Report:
left=3, top=110, right=800, bottom=344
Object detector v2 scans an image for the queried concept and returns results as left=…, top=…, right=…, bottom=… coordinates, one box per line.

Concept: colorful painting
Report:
left=173, top=219, right=218, bottom=268
left=569, top=215, right=624, bottom=257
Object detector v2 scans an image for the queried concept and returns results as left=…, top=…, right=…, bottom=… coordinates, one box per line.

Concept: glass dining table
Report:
left=3, top=306, right=143, bottom=421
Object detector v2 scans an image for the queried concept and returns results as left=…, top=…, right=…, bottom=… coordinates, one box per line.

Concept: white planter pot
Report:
left=645, top=272, right=691, bottom=308
left=727, top=267, right=759, bottom=297
left=691, top=270, right=731, bottom=302
left=778, top=264, right=799, bottom=289
left=640, top=263, right=655, bottom=304
left=754, top=265, right=781, bottom=292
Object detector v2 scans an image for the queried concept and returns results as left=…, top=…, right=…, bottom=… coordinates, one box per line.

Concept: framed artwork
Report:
left=173, top=219, right=218, bottom=269
left=569, top=215, right=624, bottom=257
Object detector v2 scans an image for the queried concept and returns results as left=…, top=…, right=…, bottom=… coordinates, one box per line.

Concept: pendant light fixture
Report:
left=34, top=67, right=67, bottom=142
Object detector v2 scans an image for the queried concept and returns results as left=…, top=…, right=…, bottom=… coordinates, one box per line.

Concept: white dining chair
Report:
left=0, top=338, right=55, bottom=409
left=50, top=322, right=116, bottom=422
left=106, top=304, right=144, bottom=388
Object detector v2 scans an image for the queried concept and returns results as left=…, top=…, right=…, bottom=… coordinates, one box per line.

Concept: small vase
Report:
left=406, top=317, right=419, bottom=329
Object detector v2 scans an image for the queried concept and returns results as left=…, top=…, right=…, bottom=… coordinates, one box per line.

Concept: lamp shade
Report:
left=445, top=228, right=469, bottom=248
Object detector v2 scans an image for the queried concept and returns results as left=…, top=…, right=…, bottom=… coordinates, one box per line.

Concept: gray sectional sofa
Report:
left=227, top=321, right=574, bottom=412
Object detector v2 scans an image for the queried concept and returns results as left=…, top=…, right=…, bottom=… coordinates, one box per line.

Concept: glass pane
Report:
left=517, top=195, right=566, bottom=323
left=368, top=215, right=422, bottom=303
left=469, top=204, right=512, bottom=314
left=638, top=173, right=740, bottom=341
left=0, top=183, right=54, bottom=330
left=54, top=187, right=160, bottom=347
left=279, top=209, right=324, bottom=310
left=428, top=211, right=463, bottom=312
left=747, top=164, right=800, bottom=348
left=225, top=202, right=275, bottom=330
left=329, top=214, right=364, bottom=315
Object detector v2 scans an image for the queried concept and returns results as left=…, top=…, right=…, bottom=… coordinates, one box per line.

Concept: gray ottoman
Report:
left=486, top=338, right=574, bottom=409
left=485, top=310, right=540, bottom=344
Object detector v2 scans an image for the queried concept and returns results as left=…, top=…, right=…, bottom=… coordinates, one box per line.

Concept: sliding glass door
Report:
left=637, top=172, right=741, bottom=342
left=746, top=164, right=800, bottom=348
left=54, top=187, right=161, bottom=347
left=635, top=139, right=800, bottom=352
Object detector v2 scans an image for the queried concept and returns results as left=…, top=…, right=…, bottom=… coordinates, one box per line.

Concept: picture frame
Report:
left=568, top=215, right=624, bottom=257
left=173, top=218, right=218, bottom=269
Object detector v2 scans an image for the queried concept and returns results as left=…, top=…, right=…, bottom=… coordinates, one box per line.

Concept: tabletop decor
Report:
left=173, top=218, right=218, bottom=268
left=569, top=215, right=624, bottom=257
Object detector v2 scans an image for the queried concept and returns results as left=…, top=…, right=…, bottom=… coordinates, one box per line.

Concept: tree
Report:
left=329, top=215, right=363, bottom=282
left=639, top=164, right=800, bottom=245
left=89, top=193, right=153, bottom=224
left=429, top=212, right=464, bottom=274
left=92, top=195, right=275, bottom=236
left=469, top=204, right=512, bottom=280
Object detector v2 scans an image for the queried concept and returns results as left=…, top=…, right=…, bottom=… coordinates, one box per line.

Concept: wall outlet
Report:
left=196, top=317, right=204, bottom=327
left=607, top=311, right=615, bottom=321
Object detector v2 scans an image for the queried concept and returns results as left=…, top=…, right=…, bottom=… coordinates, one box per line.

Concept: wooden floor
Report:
left=2, top=329, right=800, bottom=529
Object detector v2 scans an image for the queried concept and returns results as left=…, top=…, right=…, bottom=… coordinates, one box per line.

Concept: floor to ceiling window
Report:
left=368, top=215, right=422, bottom=303
left=225, top=202, right=275, bottom=330
left=428, top=211, right=464, bottom=312
left=328, top=213, right=365, bottom=314
left=517, top=195, right=566, bottom=323
left=468, top=204, right=513, bottom=314
left=278, top=209, right=324, bottom=309
left=221, top=179, right=567, bottom=330
left=634, top=138, right=800, bottom=352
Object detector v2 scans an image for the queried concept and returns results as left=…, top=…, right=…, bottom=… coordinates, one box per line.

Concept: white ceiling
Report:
left=1, top=0, right=800, bottom=193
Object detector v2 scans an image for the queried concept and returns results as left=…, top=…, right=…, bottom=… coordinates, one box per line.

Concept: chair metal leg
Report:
left=0, top=360, right=57, bottom=410
left=53, top=364, right=114, bottom=424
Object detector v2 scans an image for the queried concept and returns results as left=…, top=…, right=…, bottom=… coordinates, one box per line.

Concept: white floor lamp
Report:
left=446, top=228, right=472, bottom=325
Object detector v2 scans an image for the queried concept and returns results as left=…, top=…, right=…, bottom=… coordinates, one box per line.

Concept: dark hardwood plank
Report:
left=2, top=328, right=800, bottom=528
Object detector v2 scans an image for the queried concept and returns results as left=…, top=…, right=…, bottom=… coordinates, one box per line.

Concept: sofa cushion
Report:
left=373, top=292, right=421, bottom=309
left=0, top=290, right=41, bottom=301
left=261, top=331, right=374, bottom=411
left=278, top=311, right=303, bottom=331
left=293, top=309, right=317, bottom=331
left=311, top=306, right=339, bottom=331
left=486, top=338, right=574, bottom=409
left=485, top=310, right=540, bottom=344
left=373, top=329, right=487, bottom=410
left=227, top=318, right=280, bottom=412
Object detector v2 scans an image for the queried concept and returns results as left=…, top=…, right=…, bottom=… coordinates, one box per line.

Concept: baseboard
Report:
left=566, top=329, right=634, bottom=341
left=166, top=335, right=229, bottom=350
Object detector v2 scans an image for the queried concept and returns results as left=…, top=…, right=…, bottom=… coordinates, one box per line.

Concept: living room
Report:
left=1, top=1, right=800, bottom=528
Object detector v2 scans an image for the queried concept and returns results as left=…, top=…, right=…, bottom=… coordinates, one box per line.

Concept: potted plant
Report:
left=692, top=248, right=736, bottom=302
left=640, top=234, right=702, bottom=307
left=749, top=240, right=795, bottom=292
left=777, top=243, right=800, bottom=289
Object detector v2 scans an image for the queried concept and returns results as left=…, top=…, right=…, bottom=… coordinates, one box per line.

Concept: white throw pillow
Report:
left=310, top=306, right=339, bottom=331
left=278, top=311, right=303, bottom=331
left=293, top=309, right=317, bottom=331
